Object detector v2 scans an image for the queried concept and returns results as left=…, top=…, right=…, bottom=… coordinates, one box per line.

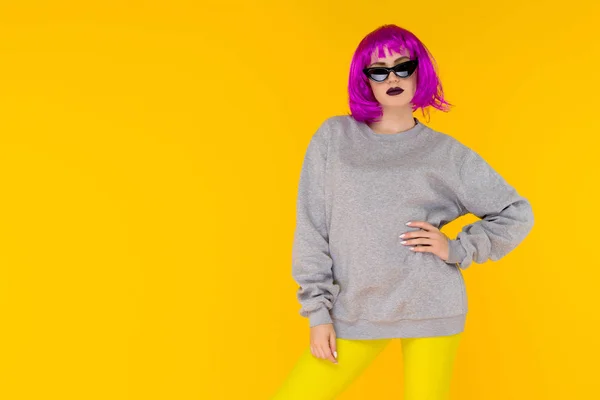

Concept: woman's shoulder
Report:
left=411, top=122, right=472, bottom=159
left=308, top=115, right=355, bottom=143
left=320, top=114, right=354, bottom=130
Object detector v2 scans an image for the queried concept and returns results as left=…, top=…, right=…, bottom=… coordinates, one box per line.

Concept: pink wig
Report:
left=347, top=24, right=453, bottom=123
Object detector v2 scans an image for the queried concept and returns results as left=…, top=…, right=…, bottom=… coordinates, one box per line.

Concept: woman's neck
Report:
left=368, top=109, right=416, bottom=134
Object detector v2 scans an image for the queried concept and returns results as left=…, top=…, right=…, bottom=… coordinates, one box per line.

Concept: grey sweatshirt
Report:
left=291, top=115, right=534, bottom=339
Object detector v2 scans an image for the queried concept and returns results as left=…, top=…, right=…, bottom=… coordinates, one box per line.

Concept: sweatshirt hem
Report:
left=331, top=313, right=467, bottom=339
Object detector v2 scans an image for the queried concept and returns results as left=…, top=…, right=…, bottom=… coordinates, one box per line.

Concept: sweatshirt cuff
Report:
left=446, top=239, right=467, bottom=265
left=308, top=307, right=333, bottom=327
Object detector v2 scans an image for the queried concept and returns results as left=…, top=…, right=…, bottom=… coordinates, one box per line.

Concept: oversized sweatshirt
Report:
left=291, top=115, right=534, bottom=339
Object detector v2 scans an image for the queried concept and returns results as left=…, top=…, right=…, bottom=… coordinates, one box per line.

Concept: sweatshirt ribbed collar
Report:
left=354, top=116, right=426, bottom=142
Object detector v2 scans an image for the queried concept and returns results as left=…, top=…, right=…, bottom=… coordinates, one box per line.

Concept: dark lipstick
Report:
left=387, top=87, right=404, bottom=95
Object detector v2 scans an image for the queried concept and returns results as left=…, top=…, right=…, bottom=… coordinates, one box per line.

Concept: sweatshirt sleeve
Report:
left=445, top=148, right=534, bottom=269
left=291, top=121, right=340, bottom=327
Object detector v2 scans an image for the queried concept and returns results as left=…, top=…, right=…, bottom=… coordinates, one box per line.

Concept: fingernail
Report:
left=334, top=351, right=337, bottom=358
left=406, top=221, right=412, bottom=225
left=399, top=234, right=405, bottom=238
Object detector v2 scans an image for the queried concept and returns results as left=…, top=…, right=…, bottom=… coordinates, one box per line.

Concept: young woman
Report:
left=272, top=24, right=534, bottom=400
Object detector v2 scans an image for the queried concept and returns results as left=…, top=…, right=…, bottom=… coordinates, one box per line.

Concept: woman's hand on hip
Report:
left=400, top=221, right=450, bottom=262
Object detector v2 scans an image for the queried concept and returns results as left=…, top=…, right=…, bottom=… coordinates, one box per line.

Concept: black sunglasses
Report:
left=363, top=58, right=419, bottom=82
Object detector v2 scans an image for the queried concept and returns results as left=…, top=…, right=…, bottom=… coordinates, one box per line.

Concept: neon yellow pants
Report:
left=271, top=332, right=462, bottom=400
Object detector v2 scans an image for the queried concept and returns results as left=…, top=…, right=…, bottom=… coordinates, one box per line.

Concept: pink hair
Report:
left=347, top=24, right=453, bottom=123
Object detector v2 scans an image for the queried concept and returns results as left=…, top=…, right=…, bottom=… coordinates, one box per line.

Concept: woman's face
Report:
left=366, top=47, right=417, bottom=109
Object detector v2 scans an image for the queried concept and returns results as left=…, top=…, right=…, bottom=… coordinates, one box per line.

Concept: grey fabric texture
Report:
left=291, top=115, right=534, bottom=339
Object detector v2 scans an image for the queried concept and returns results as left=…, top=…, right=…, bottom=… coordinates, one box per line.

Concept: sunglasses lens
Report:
left=368, top=69, right=389, bottom=82
left=394, top=60, right=417, bottom=78
left=395, top=68, right=410, bottom=78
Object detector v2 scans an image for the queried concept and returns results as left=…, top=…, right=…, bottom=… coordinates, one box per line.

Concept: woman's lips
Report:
left=387, top=87, right=404, bottom=95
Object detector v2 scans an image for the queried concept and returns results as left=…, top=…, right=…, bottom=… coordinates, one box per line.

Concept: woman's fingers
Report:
left=330, top=331, right=338, bottom=362
left=320, top=342, right=338, bottom=364
left=400, top=230, right=435, bottom=240
left=406, top=220, right=439, bottom=231
left=310, top=326, right=338, bottom=364
left=402, top=237, right=435, bottom=246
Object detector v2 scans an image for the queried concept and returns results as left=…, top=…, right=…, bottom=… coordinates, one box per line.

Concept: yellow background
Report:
left=0, top=1, right=598, bottom=399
